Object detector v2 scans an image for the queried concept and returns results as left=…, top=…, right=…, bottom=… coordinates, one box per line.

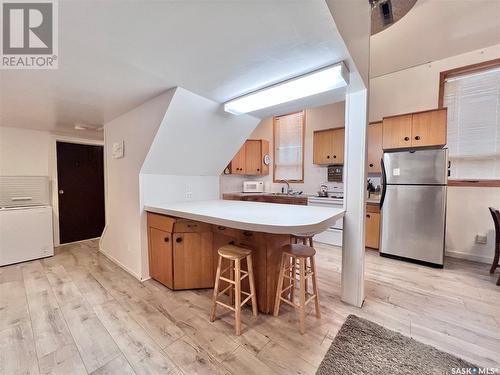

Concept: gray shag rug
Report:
left=317, top=315, right=475, bottom=375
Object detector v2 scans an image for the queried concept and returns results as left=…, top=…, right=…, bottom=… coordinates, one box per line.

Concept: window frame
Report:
left=438, top=58, right=500, bottom=187
left=272, top=110, right=306, bottom=183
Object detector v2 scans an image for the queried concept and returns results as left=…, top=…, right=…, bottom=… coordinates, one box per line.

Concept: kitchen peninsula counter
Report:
left=145, top=200, right=344, bottom=313
left=145, top=199, right=344, bottom=236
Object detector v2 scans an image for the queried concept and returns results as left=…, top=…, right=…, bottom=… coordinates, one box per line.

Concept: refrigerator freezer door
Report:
left=383, top=149, right=448, bottom=185
left=380, top=185, right=446, bottom=265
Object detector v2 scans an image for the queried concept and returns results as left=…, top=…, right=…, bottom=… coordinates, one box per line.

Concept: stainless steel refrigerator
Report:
left=380, top=148, right=448, bottom=267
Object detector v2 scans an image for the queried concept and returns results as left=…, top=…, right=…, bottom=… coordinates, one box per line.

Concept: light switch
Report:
left=112, top=141, right=124, bottom=159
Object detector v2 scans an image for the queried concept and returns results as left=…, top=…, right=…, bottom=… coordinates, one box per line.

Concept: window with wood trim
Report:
left=273, top=111, right=305, bottom=182
left=440, top=60, right=500, bottom=181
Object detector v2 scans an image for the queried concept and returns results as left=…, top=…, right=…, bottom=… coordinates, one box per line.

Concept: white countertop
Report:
left=145, top=200, right=345, bottom=235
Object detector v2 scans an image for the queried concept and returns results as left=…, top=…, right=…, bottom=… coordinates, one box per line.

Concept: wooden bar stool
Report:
left=273, top=242, right=321, bottom=334
left=210, top=245, right=258, bottom=335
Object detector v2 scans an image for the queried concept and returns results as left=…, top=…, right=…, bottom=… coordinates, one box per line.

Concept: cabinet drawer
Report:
left=173, top=219, right=212, bottom=233
left=147, top=212, right=175, bottom=232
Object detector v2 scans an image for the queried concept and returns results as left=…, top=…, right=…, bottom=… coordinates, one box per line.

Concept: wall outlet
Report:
left=475, top=234, right=487, bottom=245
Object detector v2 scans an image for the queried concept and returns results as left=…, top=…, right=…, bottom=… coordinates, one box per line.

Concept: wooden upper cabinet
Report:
left=367, top=122, right=383, bottom=173
left=382, top=108, right=447, bottom=150
left=230, top=143, right=246, bottom=174
left=228, top=139, right=269, bottom=176
left=411, top=108, right=447, bottom=148
left=332, top=128, right=345, bottom=164
left=313, top=129, right=334, bottom=164
left=245, top=140, right=262, bottom=175
left=383, top=114, right=412, bottom=150
left=313, top=127, right=344, bottom=165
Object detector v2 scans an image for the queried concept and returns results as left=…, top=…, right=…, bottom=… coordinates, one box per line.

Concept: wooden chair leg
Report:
left=210, top=256, right=222, bottom=322
left=304, top=257, right=309, bottom=296
left=298, top=258, right=306, bottom=334
left=234, top=259, right=241, bottom=336
left=310, top=255, right=321, bottom=319
left=289, top=256, right=296, bottom=303
left=490, top=245, right=499, bottom=274
left=229, top=259, right=234, bottom=304
left=246, top=255, right=258, bottom=317
left=273, top=253, right=286, bottom=316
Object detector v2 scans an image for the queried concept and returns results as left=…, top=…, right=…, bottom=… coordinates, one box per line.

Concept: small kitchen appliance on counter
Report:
left=243, top=180, right=264, bottom=193
left=0, top=176, right=54, bottom=266
left=380, top=148, right=448, bottom=267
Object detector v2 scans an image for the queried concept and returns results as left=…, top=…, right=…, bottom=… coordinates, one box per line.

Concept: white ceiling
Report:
left=0, top=0, right=348, bottom=138
left=370, top=0, right=500, bottom=78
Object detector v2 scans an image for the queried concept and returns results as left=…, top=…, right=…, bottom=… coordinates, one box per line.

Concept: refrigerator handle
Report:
left=380, top=157, right=387, bottom=209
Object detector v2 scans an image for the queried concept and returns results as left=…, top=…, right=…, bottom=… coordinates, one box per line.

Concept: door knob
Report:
left=58, top=190, right=64, bottom=194
left=404, top=137, right=410, bottom=141
left=415, top=135, right=421, bottom=140
left=176, top=237, right=182, bottom=243
left=369, top=163, right=374, bottom=167
left=164, top=237, right=169, bottom=242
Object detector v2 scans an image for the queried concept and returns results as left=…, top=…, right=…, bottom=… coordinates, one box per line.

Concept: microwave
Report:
left=243, top=181, right=264, bottom=193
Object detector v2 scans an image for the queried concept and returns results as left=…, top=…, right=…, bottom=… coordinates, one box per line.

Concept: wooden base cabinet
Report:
left=365, top=204, right=380, bottom=250
left=147, top=211, right=291, bottom=314
left=147, top=213, right=214, bottom=290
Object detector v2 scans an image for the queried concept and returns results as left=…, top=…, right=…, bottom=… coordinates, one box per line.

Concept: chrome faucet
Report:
left=282, top=180, right=291, bottom=194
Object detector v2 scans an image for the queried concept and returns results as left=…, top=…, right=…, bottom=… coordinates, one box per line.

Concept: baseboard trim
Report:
left=445, top=250, right=495, bottom=265
left=97, top=247, right=145, bottom=282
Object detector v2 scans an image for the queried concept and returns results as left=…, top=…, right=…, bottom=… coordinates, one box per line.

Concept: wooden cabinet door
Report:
left=173, top=232, right=214, bottom=289
left=231, top=143, right=246, bottom=174
left=245, top=140, right=262, bottom=175
left=149, top=228, right=173, bottom=288
left=365, top=212, right=380, bottom=249
left=332, top=128, right=345, bottom=164
left=367, top=122, right=383, bottom=173
left=383, top=114, right=412, bottom=150
left=411, top=109, right=447, bottom=148
left=313, top=129, right=334, bottom=164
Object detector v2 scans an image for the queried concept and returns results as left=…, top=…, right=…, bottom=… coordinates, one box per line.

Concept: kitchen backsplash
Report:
left=219, top=172, right=343, bottom=196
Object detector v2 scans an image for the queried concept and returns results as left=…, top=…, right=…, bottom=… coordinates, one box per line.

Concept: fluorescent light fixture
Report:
left=224, top=62, right=349, bottom=115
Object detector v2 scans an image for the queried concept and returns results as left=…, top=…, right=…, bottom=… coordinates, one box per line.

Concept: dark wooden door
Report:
left=56, top=142, right=105, bottom=244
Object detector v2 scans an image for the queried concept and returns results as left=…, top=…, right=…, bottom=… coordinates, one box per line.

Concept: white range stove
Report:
left=307, top=194, right=343, bottom=247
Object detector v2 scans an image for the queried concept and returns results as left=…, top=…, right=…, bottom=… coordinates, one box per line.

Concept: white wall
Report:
left=101, top=90, right=175, bottom=279
left=369, top=44, right=500, bottom=264
left=0, top=127, right=51, bottom=176
left=220, top=101, right=346, bottom=195
left=0, top=126, right=103, bottom=247
left=102, top=87, right=259, bottom=280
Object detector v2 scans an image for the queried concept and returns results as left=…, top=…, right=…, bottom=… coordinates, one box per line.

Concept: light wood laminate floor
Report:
left=1, top=239, right=499, bottom=374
